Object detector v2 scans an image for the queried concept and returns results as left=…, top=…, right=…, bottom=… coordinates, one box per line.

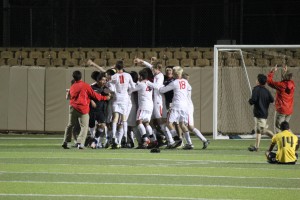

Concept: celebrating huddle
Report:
left=62, top=57, right=209, bottom=150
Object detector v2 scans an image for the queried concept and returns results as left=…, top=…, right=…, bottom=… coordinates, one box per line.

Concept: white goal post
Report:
left=213, top=45, right=300, bottom=139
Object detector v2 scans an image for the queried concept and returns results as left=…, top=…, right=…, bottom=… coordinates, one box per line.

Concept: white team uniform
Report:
left=110, top=72, right=135, bottom=115
left=142, top=61, right=167, bottom=119
left=131, top=81, right=153, bottom=122
left=159, top=78, right=191, bottom=123
left=187, top=88, right=194, bottom=126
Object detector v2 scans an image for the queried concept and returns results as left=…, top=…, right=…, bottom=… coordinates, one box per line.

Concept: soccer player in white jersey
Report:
left=182, top=72, right=210, bottom=149
left=159, top=66, right=194, bottom=149
left=130, top=69, right=155, bottom=148
left=108, top=60, right=135, bottom=148
left=135, top=57, right=176, bottom=147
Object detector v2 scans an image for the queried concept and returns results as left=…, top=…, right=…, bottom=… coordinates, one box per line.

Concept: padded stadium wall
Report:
left=1, top=65, right=300, bottom=135
left=0, top=66, right=213, bottom=134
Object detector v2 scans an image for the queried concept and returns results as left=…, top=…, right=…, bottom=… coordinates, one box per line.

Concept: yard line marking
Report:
left=1, top=161, right=298, bottom=172
left=0, top=180, right=299, bottom=190
left=0, top=193, right=242, bottom=200
left=1, top=171, right=299, bottom=180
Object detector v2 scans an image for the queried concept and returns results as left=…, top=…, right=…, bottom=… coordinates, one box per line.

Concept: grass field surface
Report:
left=0, top=134, right=299, bottom=200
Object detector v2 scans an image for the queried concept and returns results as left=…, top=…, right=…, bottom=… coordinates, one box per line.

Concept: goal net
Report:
left=213, top=45, right=300, bottom=139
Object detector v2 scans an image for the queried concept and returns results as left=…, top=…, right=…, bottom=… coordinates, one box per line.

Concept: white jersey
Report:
left=152, top=72, right=164, bottom=103
left=110, top=72, right=135, bottom=104
left=131, top=81, right=153, bottom=111
left=159, top=78, right=191, bottom=111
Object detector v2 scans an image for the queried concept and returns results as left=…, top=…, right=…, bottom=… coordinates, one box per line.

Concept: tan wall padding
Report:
left=0, top=66, right=10, bottom=130
left=27, top=67, right=45, bottom=131
left=45, top=68, right=67, bottom=132
left=8, top=66, right=28, bottom=130
left=200, top=67, right=213, bottom=132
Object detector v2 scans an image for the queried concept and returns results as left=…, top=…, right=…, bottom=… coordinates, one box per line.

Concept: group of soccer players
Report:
left=73, top=57, right=209, bottom=150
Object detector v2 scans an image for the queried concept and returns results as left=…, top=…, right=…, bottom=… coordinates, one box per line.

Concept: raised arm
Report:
left=134, top=58, right=152, bottom=69
left=87, top=59, right=106, bottom=72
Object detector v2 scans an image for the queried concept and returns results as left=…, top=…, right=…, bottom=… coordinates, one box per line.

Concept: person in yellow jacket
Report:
left=265, top=121, right=299, bottom=164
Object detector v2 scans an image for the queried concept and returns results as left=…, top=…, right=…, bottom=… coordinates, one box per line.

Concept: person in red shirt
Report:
left=267, top=64, right=295, bottom=133
left=62, top=70, right=110, bottom=149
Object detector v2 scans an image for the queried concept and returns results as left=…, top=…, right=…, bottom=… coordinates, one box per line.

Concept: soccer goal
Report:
left=213, top=45, right=300, bottom=139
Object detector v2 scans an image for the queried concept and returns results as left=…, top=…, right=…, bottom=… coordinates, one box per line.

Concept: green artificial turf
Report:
left=0, top=134, right=299, bottom=200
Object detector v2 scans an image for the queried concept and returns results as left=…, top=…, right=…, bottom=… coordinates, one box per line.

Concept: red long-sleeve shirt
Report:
left=267, top=72, right=295, bottom=115
left=69, top=80, right=107, bottom=114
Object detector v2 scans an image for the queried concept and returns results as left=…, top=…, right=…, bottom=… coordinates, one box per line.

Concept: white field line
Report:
left=0, top=193, right=243, bottom=200
left=0, top=180, right=299, bottom=190
left=1, top=161, right=299, bottom=172
left=0, top=156, right=271, bottom=163
left=0, top=171, right=299, bottom=180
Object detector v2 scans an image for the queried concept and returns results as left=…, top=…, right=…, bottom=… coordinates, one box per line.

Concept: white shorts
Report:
left=112, top=103, right=127, bottom=116
left=188, top=109, right=194, bottom=126
left=152, top=102, right=167, bottom=119
left=167, top=109, right=188, bottom=124
left=136, top=109, right=152, bottom=122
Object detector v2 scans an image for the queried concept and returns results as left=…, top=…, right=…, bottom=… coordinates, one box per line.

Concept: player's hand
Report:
left=90, top=100, right=97, bottom=108
left=271, top=65, right=278, bottom=73
left=87, top=59, right=93, bottom=66
left=134, top=58, right=143, bottom=64
left=106, top=94, right=111, bottom=100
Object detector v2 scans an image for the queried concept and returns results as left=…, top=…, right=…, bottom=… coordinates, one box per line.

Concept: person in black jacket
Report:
left=248, top=74, right=274, bottom=152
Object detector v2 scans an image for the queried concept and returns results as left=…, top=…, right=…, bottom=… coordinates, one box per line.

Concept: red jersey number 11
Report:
left=119, top=75, right=124, bottom=84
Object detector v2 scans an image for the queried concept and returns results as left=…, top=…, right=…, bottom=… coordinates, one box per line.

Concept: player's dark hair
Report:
left=72, top=70, right=82, bottom=81
left=257, top=74, right=267, bottom=85
left=130, top=71, right=138, bottom=83
left=96, top=72, right=106, bottom=81
left=106, top=69, right=116, bottom=76
left=91, top=71, right=100, bottom=81
left=115, top=60, right=124, bottom=70
left=280, top=121, right=290, bottom=131
left=139, top=69, right=148, bottom=80
left=143, top=67, right=154, bottom=81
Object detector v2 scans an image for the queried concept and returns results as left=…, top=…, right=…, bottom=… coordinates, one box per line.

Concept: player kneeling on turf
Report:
left=265, top=121, right=299, bottom=164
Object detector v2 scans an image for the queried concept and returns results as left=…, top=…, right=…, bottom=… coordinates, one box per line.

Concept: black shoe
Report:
left=248, top=145, right=258, bottom=152
left=62, top=142, right=70, bottom=149
left=202, top=140, right=210, bottom=149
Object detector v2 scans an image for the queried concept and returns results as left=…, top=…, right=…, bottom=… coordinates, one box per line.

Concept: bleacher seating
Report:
left=1, top=47, right=300, bottom=67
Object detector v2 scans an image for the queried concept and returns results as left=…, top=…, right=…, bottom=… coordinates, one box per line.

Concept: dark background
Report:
left=1, top=0, right=300, bottom=47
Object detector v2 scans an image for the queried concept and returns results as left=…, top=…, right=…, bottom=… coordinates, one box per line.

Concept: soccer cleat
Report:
left=176, top=141, right=184, bottom=149
left=248, top=145, right=258, bottom=152
left=77, top=143, right=85, bottom=150
left=61, top=142, right=70, bottom=149
left=183, top=144, right=194, bottom=150
left=202, top=140, right=210, bottom=149
left=170, top=140, right=183, bottom=149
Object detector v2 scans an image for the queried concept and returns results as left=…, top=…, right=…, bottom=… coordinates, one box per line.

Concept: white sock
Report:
left=193, top=128, right=207, bottom=142
left=117, top=126, right=124, bottom=145
left=138, top=124, right=146, bottom=137
left=184, top=131, right=192, bottom=145
left=112, top=122, right=117, bottom=138
left=123, top=121, right=128, bottom=143
left=164, top=126, right=174, bottom=143
left=170, top=129, right=177, bottom=137
left=89, top=127, right=95, bottom=137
